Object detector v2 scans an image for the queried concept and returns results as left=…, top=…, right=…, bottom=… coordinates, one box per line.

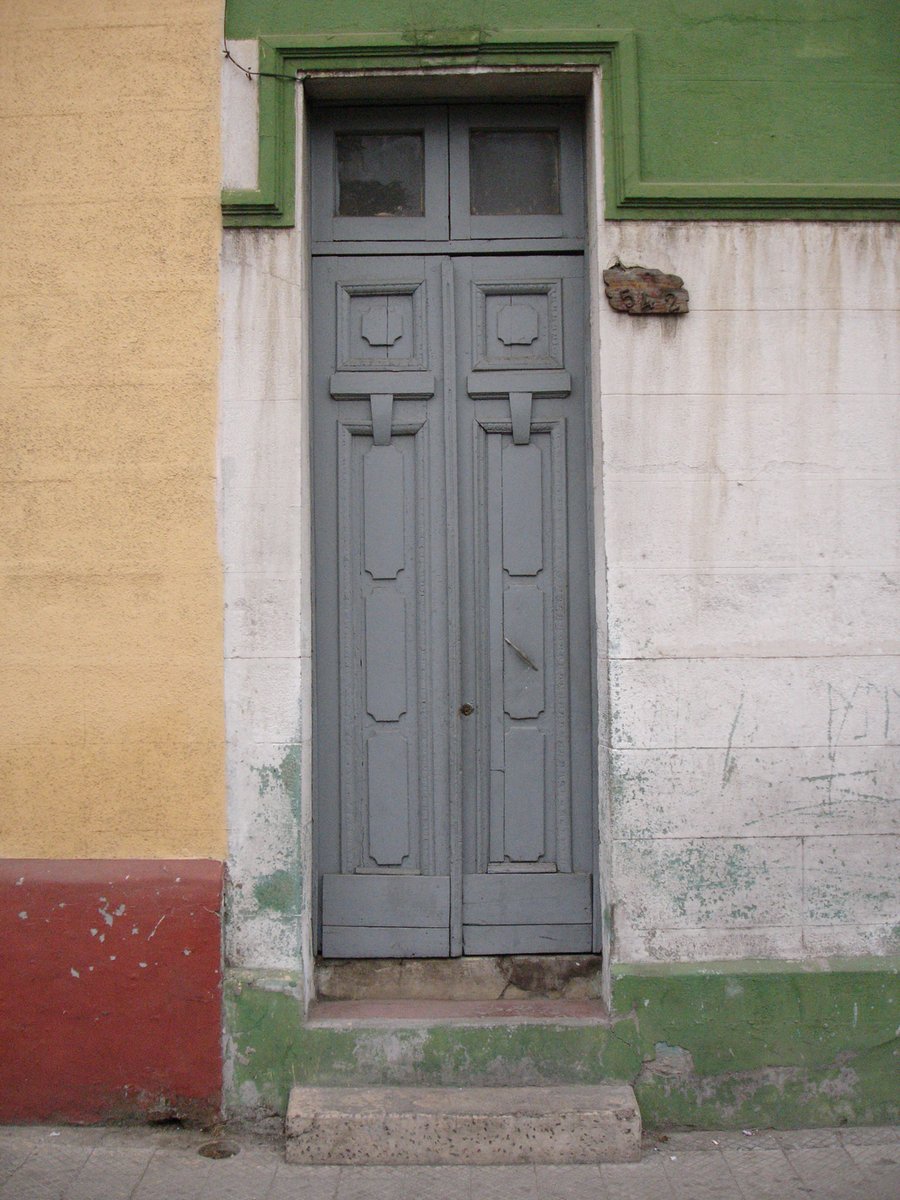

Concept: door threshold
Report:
left=315, top=953, right=603, bottom=1002
left=306, top=997, right=609, bottom=1027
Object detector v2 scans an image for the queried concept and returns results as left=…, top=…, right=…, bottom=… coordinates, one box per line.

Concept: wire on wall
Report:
left=222, top=0, right=301, bottom=83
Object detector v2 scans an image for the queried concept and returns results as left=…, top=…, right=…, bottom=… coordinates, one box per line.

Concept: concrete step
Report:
left=285, top=1084, right=641, bottom=1165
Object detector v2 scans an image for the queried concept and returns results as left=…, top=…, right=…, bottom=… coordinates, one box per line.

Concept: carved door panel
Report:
left=313, top=254, right=593, bottom=957
left=311, top=101, right=593, bottom=958
left=454, top=256, right=593, bottom=953
left=313, top=256, right=453, bottom=956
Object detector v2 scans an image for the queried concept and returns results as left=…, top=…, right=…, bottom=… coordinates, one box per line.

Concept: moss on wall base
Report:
left=613, top=958, right=898, bottom=1130
left=225, top=958, right=898, bottom=1130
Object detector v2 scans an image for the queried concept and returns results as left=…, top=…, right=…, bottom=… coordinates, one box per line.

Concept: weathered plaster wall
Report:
left=226, top=958, right=898, bottom=1128
left=219, top=57, right=898, bottom=1131
left=0, top=0, right=226, bottom=1124
left=0, top=0, right=226, bottom=860
left=0, top=860, right=223, bottom=1123
left=220, top=69, right=312, bottom=996
left=220, top=61, right=898, bottom=985
left=597, top=220, right=899, bottom=961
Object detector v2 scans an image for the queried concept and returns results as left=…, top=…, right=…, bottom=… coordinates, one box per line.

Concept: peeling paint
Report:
left=640, top=1043, right=695, bottom=1078
left=253, top=869, right=301, bottom=915
left=252, top=744, right=303, bottom=825
left=1, top=860, right=224, bottom=1124
left=225, top=959, right=899, bottom=1129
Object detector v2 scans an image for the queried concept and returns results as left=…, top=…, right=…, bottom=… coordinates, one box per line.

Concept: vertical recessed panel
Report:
left=503, top=587, right=545, bottom=719
left=502, top=442, right=543, bottom=576
left=365, top=591, right=407, bottom=721
left=367, top=733, right=410, bottom=867
left=364, top=445, right=405, bottom=579
left=503, top=729, right=546, bottom=863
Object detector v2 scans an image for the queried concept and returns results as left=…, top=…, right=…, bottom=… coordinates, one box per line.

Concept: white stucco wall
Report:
left=596, top=220, right=899, bottom=962
left=220, top=59, right=898, bottom=981
left=220, top=50, right=313, bottom=992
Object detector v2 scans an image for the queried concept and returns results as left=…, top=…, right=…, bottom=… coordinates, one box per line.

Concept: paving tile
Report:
left=128, top=1127, right=211, bottom=1154
left=709, top=1133, right=783, bottom=1153
left=0, top=1124, right=894, bottom=1200
left=782, top=1145, right=863, bottom=1199
left=0, top=1139, right=37, bottom=1186
left=662, top=1149, right=743, bottom=1198
left=197, top=1152, right=280, bottom=1200
left=654, top=1132, right=784, bottom=1155
left=63, top=1145, right=155, bottom=1200
left=467, top=1165, right=538, bottom=1199
left=839, top=1126, right=900, bottom=1146
left=839, top=1141, right=900, bottom=1200
left=600, top=1156, right=676, bottom=1199
left=720, top=1146, right=806, bottom=1200
left=842, top=1141, right=900, bottom=1169
left=335, top=1164, right=473, bottom=1200
left=534, top=1163, right=608, bottom=1199
left=267, top=1163, right=341, bottom=1200
left=129, top=1150, right=212, bottom=1200
left=773, top=1129, right=842, bottom=1149
left=0, top=1142, right=94, bottom=1200
left=28, top=1128, right=110, bottom=1149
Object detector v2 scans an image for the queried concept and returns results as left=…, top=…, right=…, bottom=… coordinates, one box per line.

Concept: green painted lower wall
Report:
left=612, top=958, right=898, bottom=1130
left=226, top=958, right=898, bottom=1129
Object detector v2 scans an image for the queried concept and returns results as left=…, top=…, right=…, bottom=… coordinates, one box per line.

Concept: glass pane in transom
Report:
left=336, top=132, right=425, bottom=217
left=469, top=129, right=561, bottom=216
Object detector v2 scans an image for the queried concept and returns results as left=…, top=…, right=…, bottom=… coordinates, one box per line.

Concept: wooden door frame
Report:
left=292, top=70, right=611, bottom=1007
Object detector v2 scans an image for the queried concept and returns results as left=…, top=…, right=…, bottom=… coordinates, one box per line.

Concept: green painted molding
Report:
left=222, top=24, right=899, bottom=226
left=221, top=29, right=634, bottom=227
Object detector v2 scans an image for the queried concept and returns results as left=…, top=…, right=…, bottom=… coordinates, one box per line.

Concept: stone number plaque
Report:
left=603, top=263, right=689, bottom=315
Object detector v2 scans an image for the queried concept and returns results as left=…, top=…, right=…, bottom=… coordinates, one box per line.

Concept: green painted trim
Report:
left=221, top=28, right=899, bottom=227
left=221, top=39, right=296, bottom=225
left=226, top=958, right=899, bottom=1129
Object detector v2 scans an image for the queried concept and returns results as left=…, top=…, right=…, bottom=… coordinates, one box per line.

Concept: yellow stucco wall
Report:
left=0, top=2, right=225, bottom=858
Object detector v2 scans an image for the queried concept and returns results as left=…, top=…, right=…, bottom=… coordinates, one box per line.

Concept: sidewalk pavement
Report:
left=1, top=1122, right=897, bottom=1199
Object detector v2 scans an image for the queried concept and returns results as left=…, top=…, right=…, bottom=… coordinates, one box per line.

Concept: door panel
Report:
left=313, top=256, right=452, bottom=956
left=313, top=251, right=593, bottom=957
left=321, top=875, right=450, bottom=958
left=455, top=255, right=593, bottom=954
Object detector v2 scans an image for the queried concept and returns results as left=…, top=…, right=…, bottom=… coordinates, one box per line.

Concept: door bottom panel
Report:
left=462, top=872, right=592, bottom=954
left=322, top=874, right=450, bottom=958
left=462, top=925, right=592, bottom=955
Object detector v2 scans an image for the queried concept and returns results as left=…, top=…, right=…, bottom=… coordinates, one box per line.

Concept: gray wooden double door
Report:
left=313, top=249, right=595, bottom=958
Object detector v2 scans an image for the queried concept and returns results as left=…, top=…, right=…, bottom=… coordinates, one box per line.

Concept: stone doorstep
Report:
left=314, top=954, right=605, bottom=1001
left=285, top=1084, right=642, bottom=1166
left=305, top=997, right=608, bottom=1024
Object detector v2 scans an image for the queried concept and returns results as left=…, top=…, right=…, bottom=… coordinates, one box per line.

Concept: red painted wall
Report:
left=0, top=860, right=223, bottom=1124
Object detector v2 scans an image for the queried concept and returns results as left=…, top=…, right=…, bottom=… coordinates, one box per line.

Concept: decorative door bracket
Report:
left=330, top=370, right=435, bottom=446
left=508, top=392, right=533, bottom=445
left=466, top=369, right=571, bottom=445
